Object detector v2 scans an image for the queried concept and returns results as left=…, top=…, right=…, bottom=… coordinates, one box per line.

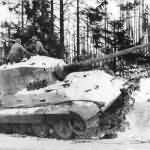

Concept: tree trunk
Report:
left=60, top=0, right=64, bottom=59
left=21, top=0, right=24, bottom=30
left=86, top=15, right=89, bottom=53
left=138, top=0, right=141, bottom=43
left=142, top=0, right=145, bottom=34
left=51, top=0, right=54, bottom=35
left=134, top=2, right=136, bottom=45
left=77, top=0, right=80, bottom=61
left=104, top=2, right=107, bottom=49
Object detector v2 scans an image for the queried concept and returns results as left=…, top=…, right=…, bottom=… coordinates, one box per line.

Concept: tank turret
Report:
left=0, top=54, right=106, bottom=98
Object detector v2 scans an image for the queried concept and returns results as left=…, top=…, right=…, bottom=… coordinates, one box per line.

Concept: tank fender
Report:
left=68, top=100, right=102, bottom=121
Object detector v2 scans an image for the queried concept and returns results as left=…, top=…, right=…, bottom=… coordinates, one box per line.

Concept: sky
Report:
left=0, top=6, right=10, bottom=22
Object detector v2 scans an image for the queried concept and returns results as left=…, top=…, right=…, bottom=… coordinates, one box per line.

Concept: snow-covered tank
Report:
left=0, top=56, right=132, bottom=139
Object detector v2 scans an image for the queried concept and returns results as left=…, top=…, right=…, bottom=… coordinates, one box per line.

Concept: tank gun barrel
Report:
left=54, top=43, right=150, bottom=80
left=78, top=43, right=150, bottom=65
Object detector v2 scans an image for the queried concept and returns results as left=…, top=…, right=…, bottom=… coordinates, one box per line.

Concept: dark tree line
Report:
left=84, top=2, right=133, bottom=54
left=0, top=0, right=150, bottom=62
left=17, top=0, right=62, bottom=58
left=0, top=0, right=66, bottom=58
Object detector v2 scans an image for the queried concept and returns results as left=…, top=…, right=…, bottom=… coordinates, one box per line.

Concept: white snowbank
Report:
left=132, top=78, right=150, bottom=103
left=118, top=77, right=150, bottom=141
left=0, top=55, right=65, bottom=70
left=118, top=102, right=150, bottom=141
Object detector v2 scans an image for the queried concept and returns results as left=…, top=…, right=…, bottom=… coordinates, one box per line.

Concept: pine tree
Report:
left=76, top=0, right=80, bottom=61
left=60, top=0, right=65, bottom=59
left=85, top=1, right=133, bottom=54
left=51, top=0, right=54, bottom=36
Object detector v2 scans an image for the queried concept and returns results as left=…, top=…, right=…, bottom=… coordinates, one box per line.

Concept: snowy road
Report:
left=0, top=134, right=150, bottom=150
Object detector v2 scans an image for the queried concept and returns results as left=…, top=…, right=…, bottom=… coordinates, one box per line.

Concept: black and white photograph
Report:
left=0, top=0, right=150, bottom=149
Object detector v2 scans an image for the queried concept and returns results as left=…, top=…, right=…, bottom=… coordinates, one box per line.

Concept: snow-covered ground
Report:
left=117, top=77, right=150, bottom=142
left=0, top=133, right=150, bottom=150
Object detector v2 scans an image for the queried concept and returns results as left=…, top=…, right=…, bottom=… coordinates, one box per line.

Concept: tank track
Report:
left=0, top=113, right=89, bottom=139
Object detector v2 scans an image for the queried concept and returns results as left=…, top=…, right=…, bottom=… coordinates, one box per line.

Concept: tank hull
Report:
left=0, top=87, right=132, bottom=139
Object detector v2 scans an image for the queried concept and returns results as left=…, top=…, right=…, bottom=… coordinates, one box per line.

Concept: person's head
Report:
left=31, top=36, right=38, bottom=42
left=15, top=38, right=21, bottom=44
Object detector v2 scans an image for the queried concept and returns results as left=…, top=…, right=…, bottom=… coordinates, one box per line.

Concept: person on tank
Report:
left=7, top=38, right=34, bottom=63
left=28, top=36, right=48, bottom=56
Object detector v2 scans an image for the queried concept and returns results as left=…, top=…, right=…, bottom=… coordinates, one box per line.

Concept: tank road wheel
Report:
left=70, top=116, right=86, bottom=136
left=2, top=124, right=12, bottom=134
left=53, top=119, right=73, bottom=139
left=18, top=125, right=27, bottom=135
left=32, top=124, right=49, bottom=138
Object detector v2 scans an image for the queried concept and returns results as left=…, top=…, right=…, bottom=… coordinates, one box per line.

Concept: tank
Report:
left=0, top=55, right=133, bottom=139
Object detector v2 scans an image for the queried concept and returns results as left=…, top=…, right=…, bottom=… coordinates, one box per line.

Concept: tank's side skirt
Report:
left=0, top=114, right=70, bottom=124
